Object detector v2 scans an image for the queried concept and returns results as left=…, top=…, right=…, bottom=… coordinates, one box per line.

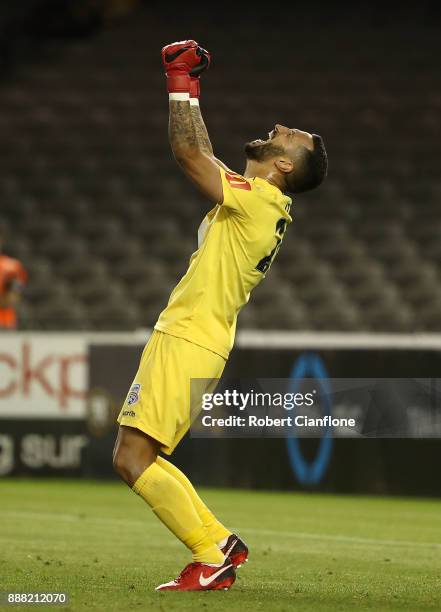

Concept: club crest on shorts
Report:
left=127, top=383, right=141, bottom=406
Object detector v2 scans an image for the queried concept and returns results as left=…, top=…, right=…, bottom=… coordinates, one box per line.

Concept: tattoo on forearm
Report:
left=169, top=101, right=198, bottom=150
left=190, top=106, right=213, bottom=155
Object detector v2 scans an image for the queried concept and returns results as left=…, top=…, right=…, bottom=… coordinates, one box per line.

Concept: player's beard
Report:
left=244, top=141, right=285, bottom=161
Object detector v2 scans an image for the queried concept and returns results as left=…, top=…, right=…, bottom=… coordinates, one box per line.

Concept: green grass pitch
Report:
left=0, top=479, right=440, bottom=611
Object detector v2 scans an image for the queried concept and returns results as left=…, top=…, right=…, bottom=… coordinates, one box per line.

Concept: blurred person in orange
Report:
left=0, top=225, right=28, bottom=330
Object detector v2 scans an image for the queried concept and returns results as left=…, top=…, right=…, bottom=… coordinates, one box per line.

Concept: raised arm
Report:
left=169, top=99, right=223, bottom=204
left=190, top=101, right=231, bottom=171
left=162, top=40, right=224, bottom=204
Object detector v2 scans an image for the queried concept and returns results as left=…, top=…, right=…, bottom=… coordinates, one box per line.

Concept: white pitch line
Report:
left=241, top=527, right=441, bottom=549
left=0, top=510, right=440, bottom=550
left=0, top=510, right=148, bottom=528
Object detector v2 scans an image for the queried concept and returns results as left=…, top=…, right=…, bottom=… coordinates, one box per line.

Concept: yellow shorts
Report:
left=117, top=330, right=226, bottom=454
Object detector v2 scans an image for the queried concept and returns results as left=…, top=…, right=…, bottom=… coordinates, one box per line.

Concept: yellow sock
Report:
left=133, top=462, right=224, bottom=564
left=157, top=456, right=231, bottom=545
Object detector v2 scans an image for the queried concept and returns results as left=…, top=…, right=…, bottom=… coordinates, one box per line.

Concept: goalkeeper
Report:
left=113, top=40, right=328, bottom=591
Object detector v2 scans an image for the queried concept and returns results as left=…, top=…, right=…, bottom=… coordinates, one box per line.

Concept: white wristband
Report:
left=189, top=98, right=199, bottom=106
left=169, top=92, right=190, bottom=101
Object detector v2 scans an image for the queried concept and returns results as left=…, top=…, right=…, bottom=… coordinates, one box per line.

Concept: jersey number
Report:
left=255, top=218, right=287, bottom=274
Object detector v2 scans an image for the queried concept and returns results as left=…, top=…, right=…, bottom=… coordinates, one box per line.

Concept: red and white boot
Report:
left=155, top=557, right=236, bottom=591
left=220, top=534, right=249, bottom=569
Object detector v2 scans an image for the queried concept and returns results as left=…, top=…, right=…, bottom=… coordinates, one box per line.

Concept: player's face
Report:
left=245, top=124, right=314, bottom=161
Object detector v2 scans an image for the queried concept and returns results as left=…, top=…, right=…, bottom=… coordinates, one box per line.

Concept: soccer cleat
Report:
left=155, top=557, right=236, bottom=591
left=220, top=534, right=249, bottom=569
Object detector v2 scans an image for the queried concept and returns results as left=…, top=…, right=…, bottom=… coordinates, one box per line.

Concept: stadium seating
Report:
left=1, top=12, right=440, bottom=332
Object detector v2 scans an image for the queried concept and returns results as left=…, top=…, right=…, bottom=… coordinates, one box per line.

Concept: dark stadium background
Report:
left=1, top=0, right=441, bottom=495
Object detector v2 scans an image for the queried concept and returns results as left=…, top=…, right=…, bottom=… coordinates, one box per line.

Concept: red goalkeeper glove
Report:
left=161, top=40, right=210, bottom=95
left=189, top=46, right=210, bottom=98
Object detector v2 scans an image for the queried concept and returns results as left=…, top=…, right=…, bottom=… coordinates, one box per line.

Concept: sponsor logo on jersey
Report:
left=127, top=383, right=141, bottom=406
left=225, top=171, right=251, bottom=191
left=122, top=410, right=136, bottom=417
